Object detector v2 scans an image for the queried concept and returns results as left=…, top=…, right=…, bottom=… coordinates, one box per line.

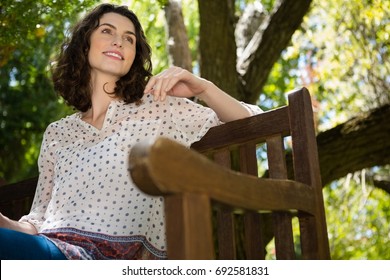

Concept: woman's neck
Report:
left=82, top=77, right=119, bottom=130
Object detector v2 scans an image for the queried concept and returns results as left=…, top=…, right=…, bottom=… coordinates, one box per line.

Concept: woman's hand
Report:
left=144, top=66, right=211, bottom=101
left=145, top=66, right=254, bottom=122
left=0, top=212, right=38, bottom=234
left=0, top=212, right=7, bottom=228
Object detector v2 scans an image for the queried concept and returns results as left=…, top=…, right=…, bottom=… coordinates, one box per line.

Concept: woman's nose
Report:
left=112, top=35, right=123, bottom=48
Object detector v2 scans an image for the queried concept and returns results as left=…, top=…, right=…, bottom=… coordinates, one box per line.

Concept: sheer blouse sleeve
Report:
left=19, top=124, right=57, bottom=231
left=164, top=96, right=263, bottom=146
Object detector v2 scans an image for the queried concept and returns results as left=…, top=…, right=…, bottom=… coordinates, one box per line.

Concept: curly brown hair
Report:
left=52, top=4, right=152, bottom=112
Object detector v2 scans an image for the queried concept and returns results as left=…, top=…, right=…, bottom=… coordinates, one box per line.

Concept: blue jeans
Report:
left=0, top=228, right=67, bottom=260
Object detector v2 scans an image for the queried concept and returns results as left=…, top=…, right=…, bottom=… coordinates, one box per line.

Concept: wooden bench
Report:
left=0, top=177, right=37, bottom=221
left=0, top=87, right=330, bottom=259
left=129, top=87, right=330, bottom=259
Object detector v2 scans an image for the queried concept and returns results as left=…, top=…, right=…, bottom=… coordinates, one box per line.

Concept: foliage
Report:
left=0, top=0, right=100, bottom=182
left=124, top=0, right=169, bottom=74
left=325, top=169, right=390, bottom=259
left=287, top=0, right=390, bottom=130
left=125, top=0, right=199, bottom=74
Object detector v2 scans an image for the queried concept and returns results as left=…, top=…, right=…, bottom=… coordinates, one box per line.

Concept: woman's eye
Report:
left=124, top=36, right=134, bottom=44
left=102, top=28, right=112, bottom=34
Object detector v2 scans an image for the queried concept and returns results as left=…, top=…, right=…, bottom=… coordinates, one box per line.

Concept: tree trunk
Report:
left=198, top=0, right=241, bottom=99
left=164, top=0, right=193, bottom=71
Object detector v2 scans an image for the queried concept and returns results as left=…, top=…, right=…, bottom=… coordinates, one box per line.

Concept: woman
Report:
left=0, top=3, right=261, bottom=259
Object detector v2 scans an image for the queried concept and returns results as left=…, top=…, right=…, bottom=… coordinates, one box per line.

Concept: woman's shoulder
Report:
left=44, top=113, right=80, bottom=133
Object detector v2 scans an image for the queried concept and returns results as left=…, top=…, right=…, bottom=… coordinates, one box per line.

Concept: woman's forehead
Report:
left=98, top=12, right=136, bottom=33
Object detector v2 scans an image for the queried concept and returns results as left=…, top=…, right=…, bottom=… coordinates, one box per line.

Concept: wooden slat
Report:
left=267, top=135, right=295, bottom=259
left=0, top=177, right=37, bottom=203
left=266, top=136, right=288, bottom=179
left=165, top=193, right=214, bottom=259
left=243, top=211, right=264, bottom=259
left=272, top=212, right=295, bottom=259
left=213, top=149, right=231, bottom=168
left=191, top=106, right=290, bottom=153
left=212, top=149, right=236, bottom=259
left=239, top=143, right=264, bottom=259
left=216, top=208, right=236, bottom=259
left=0, top=177, right=37, bottom=220
left=239, top=143, right=258, bottom=176
left=288, top=88, right=330, bottom=259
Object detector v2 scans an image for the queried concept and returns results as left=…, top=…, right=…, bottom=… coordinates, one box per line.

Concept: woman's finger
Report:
left=145, top=66, right=188, bottom=100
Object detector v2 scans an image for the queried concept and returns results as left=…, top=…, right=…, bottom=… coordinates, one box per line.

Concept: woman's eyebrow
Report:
left=98, top=22, right=136, bottom=37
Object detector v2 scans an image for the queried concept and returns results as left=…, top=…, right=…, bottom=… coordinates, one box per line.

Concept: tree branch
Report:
left=373, top=180, right=390, bottom=195
left=317, top=104, right=390, bottom=185
left=237, top=0, right=312, bottom=103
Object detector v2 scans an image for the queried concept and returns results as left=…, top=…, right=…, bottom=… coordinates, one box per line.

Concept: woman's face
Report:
left=88, top=12, right=137, bottom=81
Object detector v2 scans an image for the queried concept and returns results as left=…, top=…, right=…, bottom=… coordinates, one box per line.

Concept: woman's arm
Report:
left=16, top=124, right=57, bottom=235
left=144, top=66, right=253, bottom=123
left=0, top=213, right=38, bottom=234
left=196, top=80, right=251, bottom=122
